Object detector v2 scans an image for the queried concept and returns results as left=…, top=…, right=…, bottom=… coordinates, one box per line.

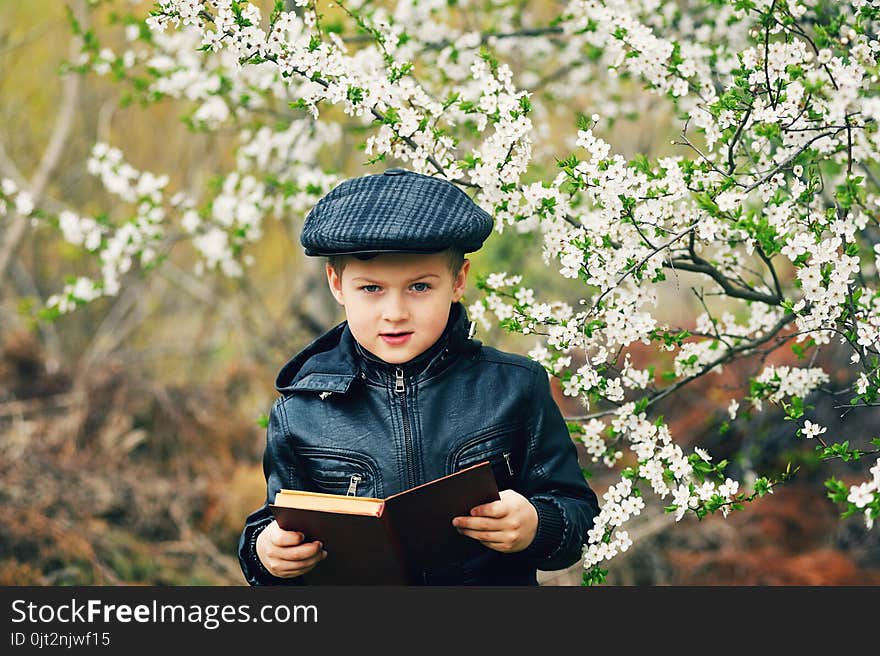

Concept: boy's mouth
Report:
left=380, top=331, right=413, bottom=345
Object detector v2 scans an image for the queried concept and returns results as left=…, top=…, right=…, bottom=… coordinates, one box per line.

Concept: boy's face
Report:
left=326, top=251, right=470, bottom=364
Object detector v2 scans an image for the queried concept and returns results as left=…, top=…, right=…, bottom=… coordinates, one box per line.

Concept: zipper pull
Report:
left=346, top=474, right=362, bottom=497
left=395, top=367, right=404, bottom=393
left=503, top=452, right=514, bottom=476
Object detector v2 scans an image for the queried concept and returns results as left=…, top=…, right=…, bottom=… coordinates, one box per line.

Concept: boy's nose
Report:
left=381, top=294, right=410, bottom=321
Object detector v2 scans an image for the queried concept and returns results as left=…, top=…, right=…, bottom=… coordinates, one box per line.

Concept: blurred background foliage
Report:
left=1, top=1, right=878, bottom=586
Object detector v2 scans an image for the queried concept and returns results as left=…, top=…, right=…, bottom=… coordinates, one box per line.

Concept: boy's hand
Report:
left=452, top=489, right=538, bottom=553
left=256, top=520, right=328, bottom=578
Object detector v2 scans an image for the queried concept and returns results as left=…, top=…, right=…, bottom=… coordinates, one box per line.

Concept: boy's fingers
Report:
left=273, top=529, right=307, bottom=547
left=453, top=516, right=500, bottom=531
left=295, top=549, right=328, bottom=570
left=272, top=541, right=323, bottom=562
left=456, top=527, right=506, bottom=544
left=275, top=549, right=327, bottom=577
left=470, top=500, right=505, bottom=518
left=295, top=550, right=329, bottom=574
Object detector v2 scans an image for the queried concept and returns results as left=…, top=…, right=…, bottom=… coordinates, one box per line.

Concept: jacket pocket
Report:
left=450, top=422, right=520, bottom=491
left=298, top=447, right=382, bottom=498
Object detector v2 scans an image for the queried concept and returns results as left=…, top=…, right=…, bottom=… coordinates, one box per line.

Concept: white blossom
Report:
left=801, top=420, right=828, bottom=440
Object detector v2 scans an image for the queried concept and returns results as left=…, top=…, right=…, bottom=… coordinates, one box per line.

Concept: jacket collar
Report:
left=276, top=302, right=479, bottom=395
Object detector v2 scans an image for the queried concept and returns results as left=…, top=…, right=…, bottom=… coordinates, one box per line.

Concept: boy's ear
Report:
left=326, top=262, right=345, bottom=305
left=451, top=258, right=470, bottom=303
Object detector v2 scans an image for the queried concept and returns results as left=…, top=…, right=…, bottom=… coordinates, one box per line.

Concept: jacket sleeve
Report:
left=515, top=362, right=600, bottom=571
left=238, top=397, right=307, bottom=586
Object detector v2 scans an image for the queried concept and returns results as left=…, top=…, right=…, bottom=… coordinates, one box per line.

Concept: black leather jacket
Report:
left=238, top=302, right=599, bottom=585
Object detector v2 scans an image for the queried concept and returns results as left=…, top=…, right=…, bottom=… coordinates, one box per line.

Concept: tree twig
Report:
left=0, top=0, right=84, bottom=285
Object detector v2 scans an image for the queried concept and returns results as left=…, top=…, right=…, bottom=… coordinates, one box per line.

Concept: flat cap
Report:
left=300, top=168, right=494, bottom=256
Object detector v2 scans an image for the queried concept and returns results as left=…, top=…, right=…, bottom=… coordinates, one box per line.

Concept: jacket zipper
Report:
left=346, top=474, right=361, bottom=496
left=395, top=367, right=416, bottom=489
left=503, top=452, right=514, bottom=476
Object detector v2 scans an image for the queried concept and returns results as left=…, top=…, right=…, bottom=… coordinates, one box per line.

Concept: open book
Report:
left=269, top=461, right=500, bottom=585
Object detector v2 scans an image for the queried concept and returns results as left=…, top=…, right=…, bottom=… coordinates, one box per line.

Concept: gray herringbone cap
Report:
left=300, top=168, right=494, bottom=256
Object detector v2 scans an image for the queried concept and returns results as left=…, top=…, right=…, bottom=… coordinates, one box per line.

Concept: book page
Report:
left=273, top=489, right=384, bottom=515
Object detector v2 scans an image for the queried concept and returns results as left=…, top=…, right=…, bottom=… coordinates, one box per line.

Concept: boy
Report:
left=238, top=167, right=600, bottom=585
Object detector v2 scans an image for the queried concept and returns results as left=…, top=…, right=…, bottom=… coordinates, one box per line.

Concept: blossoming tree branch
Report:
left=2, top=0, right=879, bottom=584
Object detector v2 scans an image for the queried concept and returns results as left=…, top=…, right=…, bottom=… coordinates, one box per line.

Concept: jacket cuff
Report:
left=520, top=497, right=566, bottom=563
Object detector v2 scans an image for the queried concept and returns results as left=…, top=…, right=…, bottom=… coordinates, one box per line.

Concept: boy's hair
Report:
left=327, top=249, right=466, bottom=278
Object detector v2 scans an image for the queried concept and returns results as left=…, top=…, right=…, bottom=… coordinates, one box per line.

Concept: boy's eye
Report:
left=411, top=282, right=431, bottom=292
left=360, top=285, right=381, bottom=293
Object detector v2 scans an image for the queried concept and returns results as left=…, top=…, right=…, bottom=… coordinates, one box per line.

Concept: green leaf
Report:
left=695, top=192, right=719, bottom=214
left=583, top=566, right=608, bottom=586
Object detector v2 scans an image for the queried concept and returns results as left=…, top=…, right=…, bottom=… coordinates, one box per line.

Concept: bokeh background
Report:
left=1, top=1, right=878, bottom=586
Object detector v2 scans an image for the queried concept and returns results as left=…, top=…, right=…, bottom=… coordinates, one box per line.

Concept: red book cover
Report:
left=269, top=461, right=499, bottom=585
